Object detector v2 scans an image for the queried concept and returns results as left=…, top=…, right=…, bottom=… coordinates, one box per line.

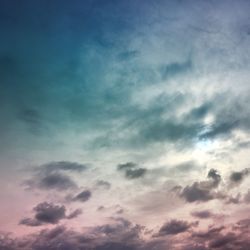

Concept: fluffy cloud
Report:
left=117, top=162, right=147, bottom=179
left=4, top=217, right=250, bottom=249
left=230, top=168, right=249, bottom=185
left=157, top=219, right=197, bottom=236
left=179, top=169, right=223, bottom=203
left=37, top=173, right=77, bottom=190
left=1, top=218, right=171, bottom=250
left=19, top=202, right=82, bottom=226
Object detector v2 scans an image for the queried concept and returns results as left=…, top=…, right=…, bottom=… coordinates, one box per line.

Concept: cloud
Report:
left=37, top=173, right=77, bottom=190
left=20, top=202, right=66, bottom=226
left=138, top=119, right=201, bottom=145
left=225, top=193, right=241, bottom=204
left=207, top=169, right=221, bottom=188
left=125, top=168, right=147, bottom=179
left=95, top=180, right=111, bottom=190
left=244, top=190, right=250, bottom=203
left=117, top=162, right=137, bottom=171
left=188, top=220, right=250, bottom=249
left=191, top=226, right=225, bottom=240
left=40, top=161, right=87, bottom=173
left=24, top=161, right=87, bottom=191
left=72, top=190, right=92, bottom=202
left=180, top=183, right=214, bottom=202
left=19, top=218, right=43, bottom=227
left=208, top=233, right=236, bottom=249
left=2, top=218, right=169, bottom=250
left=191, top=210, right=213, bottom=219
left=66, top=208, right=83, bottom=219
left=230, top=168, right=249, bottom=185
left=187, top=102, right=212, bottom=120
left=19, top=202, right=82, bottom=226
left=179, top=169, right=223, bottom=203
left=157, top=219, right=197, bottom=236
left=5, top=217, right=250, bottom=250
left=117, top=162, right=147, bottom=179
left=199, top=120, right=239, bottom=140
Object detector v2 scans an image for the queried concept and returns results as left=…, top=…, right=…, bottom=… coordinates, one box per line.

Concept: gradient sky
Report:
left=1, top=0, right=250, bottom=249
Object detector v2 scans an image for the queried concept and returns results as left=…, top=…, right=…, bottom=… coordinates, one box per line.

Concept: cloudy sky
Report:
left=1, top=0, right=250, bottom=249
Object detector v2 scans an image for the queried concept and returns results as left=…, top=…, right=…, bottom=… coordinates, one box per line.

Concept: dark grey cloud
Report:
left=188, top=102, right=212, bottom=120
left=92, top=217, right=142, bottom=237
left=189, top=223, right=250, bottom=249
left=5, top=217, right=250, bottom=250
left=125, top=168, right=147, bottom=179
left=181, top=183, right=214, bottom=202
left=179, top=169, right=223, bottom=203
left=209, top=233, right=236, bottom=249
left=19, top=202, right=82, bottom=227
left=190, top=226, right=243, bottom=250
left=32, top=202, right=66, bottom=224
left=37, top=173, right=77, bottom=190
left=117, top=162, right=147, bottom=179
left=20, top=202, right=66, bottom=226
left=191, top=210, right=213, bottom=219
left=6, top=217, right=160, bottom=250
left=72, top=190, right=92, bottom=202
left=157, top=219, right=197, bottom=236
left=207, top=169, right=221, bottom=188
left=230, top=168, right=249, bottom=185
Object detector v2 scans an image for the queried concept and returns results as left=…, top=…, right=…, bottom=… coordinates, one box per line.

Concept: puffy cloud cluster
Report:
left=19, top=202, right=82, bottom=226
left=0, top=218, right=170, bottom=250
left=117, top=162, right=147, bottom=179
left=178, top=169, right=223, bottom=203
left=3, top=217, right=250, bottom=250
left=230, top=168, right=250, bottom=185
left=157, top=219, right=198, bottom=236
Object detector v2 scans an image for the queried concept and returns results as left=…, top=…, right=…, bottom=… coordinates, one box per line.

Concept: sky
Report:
left=1, top=0, right=250, bottom=249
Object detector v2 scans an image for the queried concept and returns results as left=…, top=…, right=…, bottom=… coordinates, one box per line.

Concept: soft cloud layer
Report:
left=1, top=0, right=250, bottom=249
